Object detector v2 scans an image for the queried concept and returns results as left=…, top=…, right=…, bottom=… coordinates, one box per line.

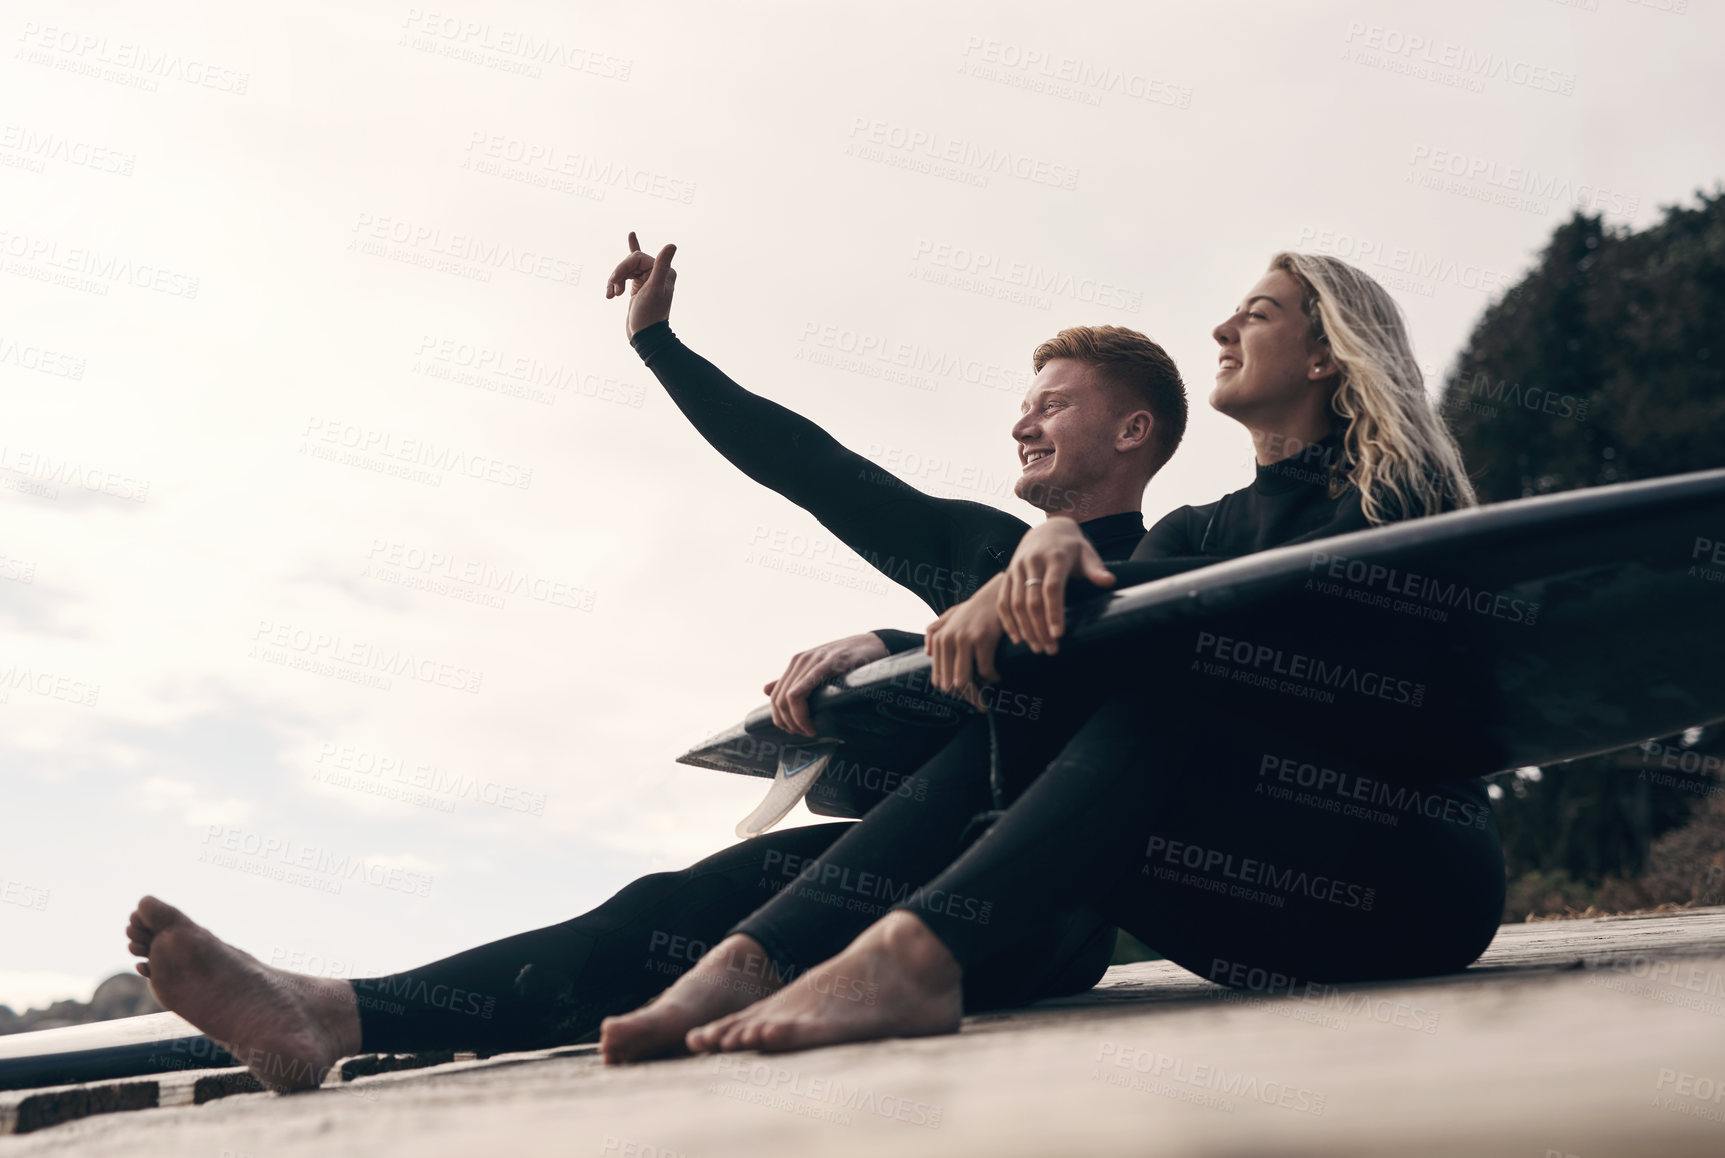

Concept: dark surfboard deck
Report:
left=681, top=468, right=1725, bottom=818
left=0, top=1013, right=234, bottom=1092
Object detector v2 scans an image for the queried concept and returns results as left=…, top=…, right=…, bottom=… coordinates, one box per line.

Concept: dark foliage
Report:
left=1441, top=191, right=1725, bottom=890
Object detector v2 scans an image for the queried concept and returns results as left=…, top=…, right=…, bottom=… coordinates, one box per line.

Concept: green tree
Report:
left=1441, top=191, right=1725, bottom=892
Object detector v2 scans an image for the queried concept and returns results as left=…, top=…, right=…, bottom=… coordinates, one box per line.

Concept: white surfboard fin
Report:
left=735, top=742, right=838, bottom=838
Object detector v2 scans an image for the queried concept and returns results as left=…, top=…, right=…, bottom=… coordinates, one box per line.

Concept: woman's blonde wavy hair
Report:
left=1268, top=252, right=1477, bottom=522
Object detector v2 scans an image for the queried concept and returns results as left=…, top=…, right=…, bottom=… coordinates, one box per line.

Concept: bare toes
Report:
left=687, top=1018, right=728, bottom=1053
left=136, top=895, right=181, bottom=930
left=135, top=962, right=151, bottom=979
left=758, top=1020, right=800, bottom=1051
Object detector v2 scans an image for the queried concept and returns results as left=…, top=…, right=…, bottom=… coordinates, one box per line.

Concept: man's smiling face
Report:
left=1011, top=358, right=1143, bottom=513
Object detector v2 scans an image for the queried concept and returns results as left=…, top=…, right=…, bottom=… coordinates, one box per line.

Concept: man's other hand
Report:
left=765, top=631, right=890, bottom=737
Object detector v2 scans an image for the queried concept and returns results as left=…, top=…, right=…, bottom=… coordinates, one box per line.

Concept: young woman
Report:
left=603, top=251, right=1506, bottom=1057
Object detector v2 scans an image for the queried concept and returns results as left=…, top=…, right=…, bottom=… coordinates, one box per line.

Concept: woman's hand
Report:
left=764, top=632, right=889, bottom=737
left=604, top=231, right=677, bottom=338
left=926, top=573, right=1010, bottom=705
left=997, top=518, right=1115, bottom=654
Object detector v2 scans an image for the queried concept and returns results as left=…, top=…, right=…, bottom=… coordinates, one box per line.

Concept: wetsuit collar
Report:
left=1076, top=509, right=1147, bottom=543
left=1253, top=430, right=1346, bottom=497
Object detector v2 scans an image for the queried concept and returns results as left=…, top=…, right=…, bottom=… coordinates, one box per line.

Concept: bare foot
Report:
left=126, top=896, right=361, bottom=1092
left=686, top=910, right=961, bottom=1055
left=599, top=933, right=785, bottom=1064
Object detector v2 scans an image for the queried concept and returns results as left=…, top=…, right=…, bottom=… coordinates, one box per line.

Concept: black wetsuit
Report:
left=348, top=325, right=1504, bottom=1052
left=346, top=324, right=1135, bottom=1052
left=618, top=324, right=1502, bottom=990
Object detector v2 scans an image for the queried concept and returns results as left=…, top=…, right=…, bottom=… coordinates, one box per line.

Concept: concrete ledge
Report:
left=2, top=910, right=1722, bottom=1155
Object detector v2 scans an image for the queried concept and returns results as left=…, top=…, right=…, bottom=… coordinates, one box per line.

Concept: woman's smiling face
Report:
left=1210, top=269, right=1334, bottom=425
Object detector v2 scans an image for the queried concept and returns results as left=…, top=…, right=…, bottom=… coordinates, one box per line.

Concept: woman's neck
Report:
left=1247, top=416, right=1338, bottom=466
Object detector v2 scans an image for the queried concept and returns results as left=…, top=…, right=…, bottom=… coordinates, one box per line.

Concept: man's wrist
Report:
left=628, top=319, right=676, bottom=361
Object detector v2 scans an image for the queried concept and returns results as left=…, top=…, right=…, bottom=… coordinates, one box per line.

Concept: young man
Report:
left=605, top=233, right=1189, bottom=730
left=115, top=235, right=1191, bottom=1088
left=596, top=234, right=1197, bottom=1060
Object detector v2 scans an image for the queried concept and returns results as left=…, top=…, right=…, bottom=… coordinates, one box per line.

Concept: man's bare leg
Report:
left=686, top=910, right=962, bottom=1054
left=599, top=933, right=785, bottom=1064
left=126, top=896, right=360, bottom=1092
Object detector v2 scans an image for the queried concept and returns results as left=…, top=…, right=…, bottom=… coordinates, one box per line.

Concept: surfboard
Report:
left=0, top=1012, right=234, bottom=1092
left=681, top=467, right=1725, bottom=826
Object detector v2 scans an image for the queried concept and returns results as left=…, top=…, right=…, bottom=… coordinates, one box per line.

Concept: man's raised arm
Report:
left=607, top=233, right=1028, bottom=620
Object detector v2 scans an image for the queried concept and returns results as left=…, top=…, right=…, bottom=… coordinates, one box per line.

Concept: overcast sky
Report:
left=1, top=0, right=1718, bottom=1012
